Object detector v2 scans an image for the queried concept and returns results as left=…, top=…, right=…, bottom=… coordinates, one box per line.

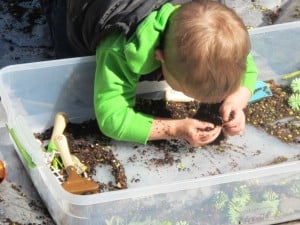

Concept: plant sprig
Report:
left=291, top=78, right=300, bottom=93
left=227, top=186, right=251, bottom=224
left=214, top=191, right=229, bottom=210
left=288, top=93, right=300, bottom=110
left=291, top=181, right=300, bottom=198
left=288, top=77, right=300, bottom=110
left=282, top=70, right=300, bottom=80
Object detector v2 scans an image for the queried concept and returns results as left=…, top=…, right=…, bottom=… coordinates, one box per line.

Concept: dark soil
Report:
left=35, top=80, right=300, bottom=195
left=135, top=99, right=226, bottom=142
left=5, top=0, right=45, bottom=33
left=35, top=101, right=225, bottom=193
left=35, top=120, right=127, bottom=192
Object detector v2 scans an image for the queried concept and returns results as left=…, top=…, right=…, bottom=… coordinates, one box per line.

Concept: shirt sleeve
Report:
left=94, top=47, right=154, bottom=144
left=241, top=53, right=258, bottom=94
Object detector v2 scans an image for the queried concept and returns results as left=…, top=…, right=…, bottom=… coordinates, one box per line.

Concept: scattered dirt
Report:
left=251, top=3, right=281, bottom=25
left=293, top=6, right=300, bottom=18
left=0, top=0, right=54, bottom=68
left=35, top=101, right=225, bottom=193
left=135, top=99, right=226, bottom=143
left=35, top=120, right=127, bottom=192
left=34, top=80, right=300, bottom=195
left=0, top=183, right=54, bottom=225
left=261, top=155, right=289, bottom=167
left=245, top=80, right=300, bottom=144
left=5, top=0, right=45, bottom=33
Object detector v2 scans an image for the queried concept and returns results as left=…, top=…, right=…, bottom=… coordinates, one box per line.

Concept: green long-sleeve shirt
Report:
left=94, top=3, right=258, bottom=144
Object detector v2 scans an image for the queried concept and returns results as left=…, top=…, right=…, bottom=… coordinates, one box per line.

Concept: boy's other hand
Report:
left=219, top=102, right=246, bottom=136
left=219, top=86, right=251, bottom=136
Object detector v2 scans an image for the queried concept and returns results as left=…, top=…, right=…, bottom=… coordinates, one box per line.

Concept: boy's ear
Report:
left=155, top=49, right=165, bottom=63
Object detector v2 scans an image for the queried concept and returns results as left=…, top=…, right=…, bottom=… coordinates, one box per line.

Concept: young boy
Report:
left=93, top=0, right=258, bottom=147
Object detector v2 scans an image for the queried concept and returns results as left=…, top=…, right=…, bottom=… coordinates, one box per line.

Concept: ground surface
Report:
left=0, top=0, right=300, bottom=224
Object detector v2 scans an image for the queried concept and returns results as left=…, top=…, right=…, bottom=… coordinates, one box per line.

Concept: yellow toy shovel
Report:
left=54, top=134, right=99, bottom=194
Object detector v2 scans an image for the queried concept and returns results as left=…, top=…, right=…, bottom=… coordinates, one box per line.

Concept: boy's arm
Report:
left=94, top=49, right=154, bottom=144
left=241, top=53, right=258, bottom=96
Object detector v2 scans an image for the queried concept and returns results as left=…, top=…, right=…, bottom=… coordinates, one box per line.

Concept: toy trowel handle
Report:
left=55, top=135, right=99, bottom=195
left=54, top=134, right=74, bottom=168
left=48, top=112, right=68, bottom=152
left=50, top=112, right=68, bottom=141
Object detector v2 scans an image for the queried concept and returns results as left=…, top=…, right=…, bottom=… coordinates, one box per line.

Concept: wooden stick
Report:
left=54, top=135, right=74, bottom=168
left=48, top=112, right=68, bottom=152
left=282, top=70, right=300, bottom=80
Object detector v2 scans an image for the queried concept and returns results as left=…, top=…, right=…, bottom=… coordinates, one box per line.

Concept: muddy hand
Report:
left=223, top=109, right=245, bottom=136
left=198, top=125, right=222, bottom=145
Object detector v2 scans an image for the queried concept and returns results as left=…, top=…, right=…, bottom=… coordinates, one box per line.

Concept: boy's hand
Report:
left=150, top=118, right=222, bottom=147
left=219, top=86, right=251, bottom=136
left=219, top=102, right=245, bottom=136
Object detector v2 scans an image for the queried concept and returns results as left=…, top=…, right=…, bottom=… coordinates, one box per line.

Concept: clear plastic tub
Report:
left=0, top=21, right=300, bottom=225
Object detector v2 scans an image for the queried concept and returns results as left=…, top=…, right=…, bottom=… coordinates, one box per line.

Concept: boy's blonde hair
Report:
left=163, top=0, right=250, bottom=102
